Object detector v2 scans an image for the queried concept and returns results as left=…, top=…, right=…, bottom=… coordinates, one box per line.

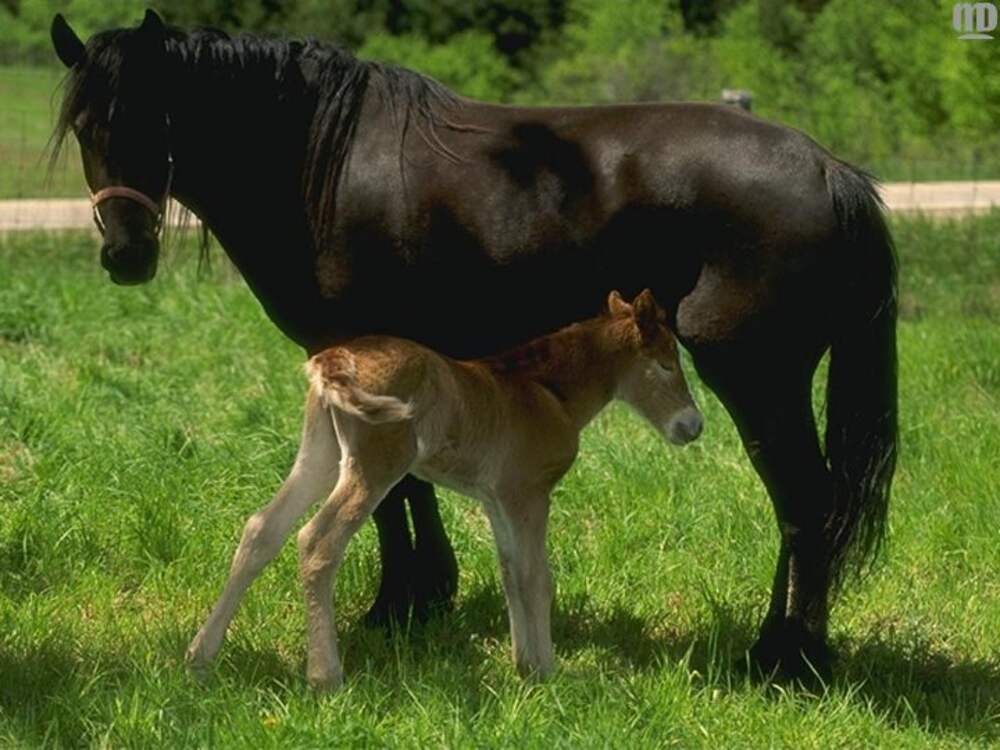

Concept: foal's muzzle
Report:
left=667, top=407, right=703, bottom=445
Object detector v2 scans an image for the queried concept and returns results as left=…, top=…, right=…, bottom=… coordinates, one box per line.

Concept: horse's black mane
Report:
left=53, top=23, right=465, bottom=246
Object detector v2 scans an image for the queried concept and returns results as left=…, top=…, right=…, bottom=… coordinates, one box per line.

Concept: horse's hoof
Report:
left=411, top=553, right=458, bottom=622
left=362, top=585, right=416, bottom=629
left=743, top=626, right=834, bottom=687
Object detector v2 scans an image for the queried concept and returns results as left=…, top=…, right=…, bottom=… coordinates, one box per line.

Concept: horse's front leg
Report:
left=365, top=476, right=458, bottom=626
left=408, top=477, right=459, bottom=618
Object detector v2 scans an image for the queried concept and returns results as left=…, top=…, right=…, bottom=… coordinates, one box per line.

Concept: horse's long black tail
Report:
left=823, top=160, right=899, bottom=590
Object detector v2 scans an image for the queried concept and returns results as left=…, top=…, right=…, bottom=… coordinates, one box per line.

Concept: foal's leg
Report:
left=297, top=423, right=416, bottom=690
left=186, top=390, right=339, bottom=669
left=484, top=492, right=555, bottom=679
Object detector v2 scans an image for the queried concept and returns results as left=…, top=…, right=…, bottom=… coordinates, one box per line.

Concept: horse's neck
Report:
left=165, top=73, right=335, bottom=348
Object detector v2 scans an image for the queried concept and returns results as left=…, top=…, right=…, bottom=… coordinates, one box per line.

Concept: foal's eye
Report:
left=657, top=361, right=675, bottom=374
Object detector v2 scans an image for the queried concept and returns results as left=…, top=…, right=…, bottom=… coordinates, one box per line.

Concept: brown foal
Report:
left=186, top=290, right=703, bottom=689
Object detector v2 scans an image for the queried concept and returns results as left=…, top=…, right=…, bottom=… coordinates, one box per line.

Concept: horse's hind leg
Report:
left=186, top=390, right=339, bottom=669
left=700, top=358, right=835, bottom=682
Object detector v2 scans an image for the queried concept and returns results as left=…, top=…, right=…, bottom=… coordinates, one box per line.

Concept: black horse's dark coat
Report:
left=52, top=11, right=897, bottom=680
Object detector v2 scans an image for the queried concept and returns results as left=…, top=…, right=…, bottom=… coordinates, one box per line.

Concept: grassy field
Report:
left=0, top=214, right=998, bottom=747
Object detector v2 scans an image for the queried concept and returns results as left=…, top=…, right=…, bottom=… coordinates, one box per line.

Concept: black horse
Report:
left=50, top=11, right=897, bottom=680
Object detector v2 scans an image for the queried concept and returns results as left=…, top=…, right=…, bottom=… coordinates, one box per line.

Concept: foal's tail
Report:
left=306, top=355, right=415, bottom=423
left=823, top=160, right=899, bottom=590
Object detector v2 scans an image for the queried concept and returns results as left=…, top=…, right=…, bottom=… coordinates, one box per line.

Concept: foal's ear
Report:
left=632, top=289, right=661, bottom=341
left=51, top=14, right=86, bottom=69
left=607, top=290, right=632, bottom=317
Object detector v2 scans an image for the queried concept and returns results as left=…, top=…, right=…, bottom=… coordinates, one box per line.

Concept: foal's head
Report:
left=608, top=290, right=703, bottom=445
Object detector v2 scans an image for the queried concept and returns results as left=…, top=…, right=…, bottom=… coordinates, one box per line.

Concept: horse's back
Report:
left=340, top=96, right=871, bottom=357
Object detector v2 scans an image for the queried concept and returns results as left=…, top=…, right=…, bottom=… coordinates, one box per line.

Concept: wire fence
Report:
left=2, top=66, right=999, bottom=228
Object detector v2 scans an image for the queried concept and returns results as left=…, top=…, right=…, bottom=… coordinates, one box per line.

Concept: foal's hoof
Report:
left=307, top=667, right=345, bottom=693
left=742, top=628, right=834, bottom=687
left=185, top=635, right=218, bottom=676
left=516, top=659, right=556, bottom=683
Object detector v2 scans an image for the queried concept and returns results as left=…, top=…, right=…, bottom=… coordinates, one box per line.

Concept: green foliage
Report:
left=360, top=29, right=524, bottom=101
left=0, top=0, right=140, bottom=64
left=3, top=0, right=1000, bottom=179
left=706, top=0, right=1000, bottom=177
left=524, top=0, right=707, bottom=104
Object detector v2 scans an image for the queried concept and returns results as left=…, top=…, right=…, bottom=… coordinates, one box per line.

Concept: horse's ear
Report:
left=51, top=14, right=86, bottom=69
left=607, top=290, right=631, bottom=317
left=140, top=9, right=165, bottom=35
left=632, top=289, right=660, bottom=342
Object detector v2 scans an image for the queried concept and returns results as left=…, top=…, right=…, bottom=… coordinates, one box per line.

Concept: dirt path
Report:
left=2, top=182, right=999, bottom=231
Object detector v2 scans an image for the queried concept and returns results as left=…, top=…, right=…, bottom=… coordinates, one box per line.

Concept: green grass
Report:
left=0, top=213, right=998, bottom=747
left=0, top=66, right=82, bottom=199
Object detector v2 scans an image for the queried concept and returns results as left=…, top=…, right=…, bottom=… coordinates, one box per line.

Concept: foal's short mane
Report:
left=51, top=21, right=467, bottom=248
left=481, top=314, right=636, bottom=386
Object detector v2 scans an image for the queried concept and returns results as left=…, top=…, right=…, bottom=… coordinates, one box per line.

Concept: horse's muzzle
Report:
left=101, top=239, right=159, bottom=285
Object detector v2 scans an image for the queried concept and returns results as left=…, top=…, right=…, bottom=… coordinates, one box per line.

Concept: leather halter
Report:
left=89, top=121, right=174, bottom=236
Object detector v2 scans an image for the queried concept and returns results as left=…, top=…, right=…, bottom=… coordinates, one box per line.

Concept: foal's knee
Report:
left=235, top=512, right=278, bottom=565
left=296, top=524, right=323, bottom=578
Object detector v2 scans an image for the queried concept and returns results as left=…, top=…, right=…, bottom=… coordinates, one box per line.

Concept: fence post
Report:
left=721, top=89, right=753, bottom=111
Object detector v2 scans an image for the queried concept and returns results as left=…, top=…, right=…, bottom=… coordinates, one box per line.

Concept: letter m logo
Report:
left=953, top=2, right=998, bottom=39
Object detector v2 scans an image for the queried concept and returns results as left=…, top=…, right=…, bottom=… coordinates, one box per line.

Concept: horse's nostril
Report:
left=102, top=242, right=126, bottom=259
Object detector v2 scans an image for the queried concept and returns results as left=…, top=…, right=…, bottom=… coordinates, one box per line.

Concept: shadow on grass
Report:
left=337, top=589, right=1000, bottom=741
left=835, top=634, right=1000, bottom=741
left=0, top=638, right=114, bottom=745
left=1, top=593, right=997, bottom=744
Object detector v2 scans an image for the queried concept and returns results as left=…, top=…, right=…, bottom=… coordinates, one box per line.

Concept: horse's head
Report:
left=609, top=289, right=703, bottom=446
left=51, top=10, right=171, bottom=285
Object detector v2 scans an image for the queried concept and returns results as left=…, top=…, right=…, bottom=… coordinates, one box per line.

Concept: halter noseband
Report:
left=89, top=119, right=174, bottom=237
